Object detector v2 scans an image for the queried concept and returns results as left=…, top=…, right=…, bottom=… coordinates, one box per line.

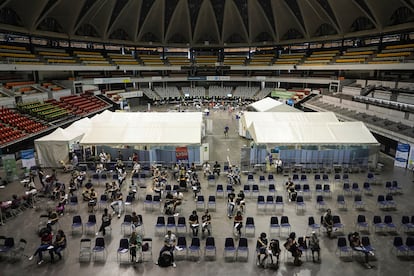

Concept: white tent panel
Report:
left=249, top=121, right=378, bottom=145
left=35, top=127, right=83, bottom=167
left=240, top=111, right=339, bottom=137
left=79, top=111, right=203, bottom=145
left=247, top=97, right=299, bottom=112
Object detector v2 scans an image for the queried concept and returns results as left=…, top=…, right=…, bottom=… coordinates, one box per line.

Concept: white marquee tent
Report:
left=240, top=112, right=378, bottom=146
left=35, top=126, right=85, bottom=168
left=35, top=111, right=204, bottom=167
left=79, top=111, right=203, bottom=145
left=247, top=97, right=298, bottom=112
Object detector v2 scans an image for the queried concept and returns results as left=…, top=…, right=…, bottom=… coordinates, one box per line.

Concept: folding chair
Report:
left=336, top=236, right=352, bottom=258
left=176, top=236, right=188, bottom=259
left=155, top=216, right=166, bottom=236
left=196, top=195, right=206, bottom=210
left=121, top=214, right=132, bottom=236
left=204, top=236, right=216, bottom=259
left=295, top=195, right=306, bottom=212
left=176, top=216, right=187, bottom=235
left=166, top=216, right=177, bottom=234
left=117, top=238, right=130, bottom=263
left=92, top=237, right=107, bottom=261
left=98, top=194, right=108, bottom=211
left=269, top=216, right=280, bottom=235
left=79, top=238, right=92, bottom=262
left=85, top=214, right=97, bottom=235
left=385, top=194, right=397, bottom=210
left=251, top=184, right=260, bottom=198
left=256, top=195, right=265, bottom=211
left=275, top=196, right=284, bottom=212
left=207, top=195, right=216, bottom=211
left=143, top=195, right=153, bottom=211
left=323, top=184, right=332, bottom=198
left=392, top=236, right=408, bottom=256
left=265, top=195, right=275, bottom=212
left=372, top=216, right=386, bottom=233
left=141, top=238, right=153, bottom=261
left=267, top=174, right=275, bottom=185
left=307, top=216, right=320, bottom=234
left=72, top=215, right=83, bottom=235
left=362, top=182, right=372, bottom=195
left=303, top=184, right=311, bottom=198
left=223, top=237, right=236, bottom=261
left=353, top=195, right=365, bottom=210
left=351, top=183, right=361, bottom=195
left=247, top=174, right=254, bottom=184
left=216, top=184, right=224, bottom=198
left=400, top=216, right=414, bottom=233
left=245, top=217, right=255, bottom=237
left=280, top=216, right=291, bottom=237
left=355, top=215, right=369, bottom=233
left=268, top=184, right=276, bottom=197
left=384, top=215, right=397, bottom=232
left=259, top=175, right=266, bottom=186
left=332, top=215, right=344, bottom=234
left=188, top=237, right=201, bottom=260
left=316, top=195, right=326, bottom=211
left=236, top=237, right=249, bottom=261
left=207, top=174, right=216, bottom=186
left=336, top=194, right=347, bottom=210
left=377, top=195, right=388, bottom=210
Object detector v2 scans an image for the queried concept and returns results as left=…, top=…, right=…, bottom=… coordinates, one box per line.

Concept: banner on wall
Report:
left=408, top=144, right=414, bottom=170
left=3, top=154, right=17, bottom=181
left=394, top=143, right=410, bottom=168
left=176, top=147, right=188, bottom=161
left=21, top=149, right=36, bottom=170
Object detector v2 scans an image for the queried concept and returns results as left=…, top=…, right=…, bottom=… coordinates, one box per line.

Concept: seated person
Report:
left=95, top=162, right=105, bottom=174
left=191, top=179, right=201, bottom=199
left=128, top=181, right=138, bottom=200
left=309, top=231, right=321, bottom=262
left=268, top=239, right=281, bottom=265
left=87, top=188, right=97, bottom=213
left=173, top=191, right=183, bottom=213
left=131, top=212, right=142, bottom=231
left=284, top=232, right=302, bottom=266
left=55, top=202, right=65, bottom=216
left=201, top=210, right=212, bottom=236
left=227, top=188, right=236, bottom=218
left=129, top=231, right=142, bottom=263
left=213, top=161, right=221, bottom=176
left=285, top=178, right=296, bottom=202
left=349, top=232, right=374, bottom=269
left=51, top=229, right=66, bottom=262
left=233, top=211, right=243, bottom=236
left=189, top=210, right=199, bottom=237
left=46, top=208, right=59, bottom=231
left=131, top=161, right=141, bottom=176
left=28, top=227, right=53, bottom=265
left=110, top=190, right=123, bottom=218
left=256, top=232, right=269, bottom=267
left=236, top=190, right=246, bottom=213
left=84, top=179, right=93, bottom=190
left=322, top=209, right=334, bottom=238
left=202, top=162, right=211, bottom=177
left=68, top=179, right=77, bottom=196
left=164, top=192, right=175, bottom=215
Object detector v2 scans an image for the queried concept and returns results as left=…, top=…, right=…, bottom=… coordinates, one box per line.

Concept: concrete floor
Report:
left=1, top=106, right=414, bottom=276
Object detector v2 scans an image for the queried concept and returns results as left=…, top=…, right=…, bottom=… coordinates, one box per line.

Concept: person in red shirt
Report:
left=29, top=228, right=53, bottom=265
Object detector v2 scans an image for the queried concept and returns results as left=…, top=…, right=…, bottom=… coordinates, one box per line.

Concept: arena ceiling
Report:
left=0, top=0, right=413, bottom=47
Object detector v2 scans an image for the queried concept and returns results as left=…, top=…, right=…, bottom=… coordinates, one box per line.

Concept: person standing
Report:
left=224, top=125, right=229, bottom=137
left=129, top=231, right=142, bottom=263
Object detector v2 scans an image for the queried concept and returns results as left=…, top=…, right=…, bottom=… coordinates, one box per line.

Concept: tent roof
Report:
left=248, top=120, right=378, bottom=145
left=242, top=111, right=339, bottom=130
left=248, top=97, right=297, bottom=112
left=79, top=111, right=203, bottom=145
left=35, top=127, right=76, bottom=142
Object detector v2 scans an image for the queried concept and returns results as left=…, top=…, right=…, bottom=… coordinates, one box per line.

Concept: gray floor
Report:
left=1, top=107, right=414, bottom=276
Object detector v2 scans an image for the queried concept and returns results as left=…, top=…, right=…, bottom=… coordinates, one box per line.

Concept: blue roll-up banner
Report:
left=408, top=144, right=414, bottom=170
left=394, top=143, right=410, bottom=168
left=21, top=149, right=36, bottom=170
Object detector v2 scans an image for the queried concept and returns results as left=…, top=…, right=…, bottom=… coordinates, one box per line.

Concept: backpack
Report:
left=158, top=251, right=172, bottom=267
